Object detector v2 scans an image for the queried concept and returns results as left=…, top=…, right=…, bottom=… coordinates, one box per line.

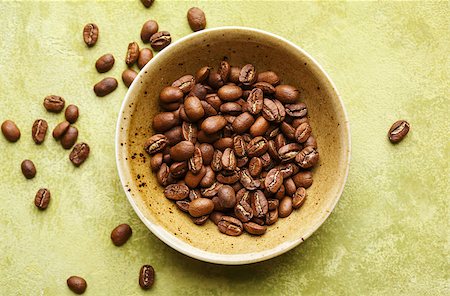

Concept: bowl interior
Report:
left=116, top=27, right=350, bottom=264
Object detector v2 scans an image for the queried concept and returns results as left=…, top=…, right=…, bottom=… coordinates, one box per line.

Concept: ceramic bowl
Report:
left=115, top=26, right=350, bottom=265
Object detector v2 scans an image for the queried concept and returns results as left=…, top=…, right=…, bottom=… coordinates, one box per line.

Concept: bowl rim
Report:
left=115, top=26, right=351, bottom=265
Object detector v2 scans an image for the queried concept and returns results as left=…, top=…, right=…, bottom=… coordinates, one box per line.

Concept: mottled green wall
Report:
left=0, top=1, right=448, bottom=295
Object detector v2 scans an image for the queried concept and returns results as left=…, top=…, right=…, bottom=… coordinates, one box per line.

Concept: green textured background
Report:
left=0, top=1, right=448, bottom=295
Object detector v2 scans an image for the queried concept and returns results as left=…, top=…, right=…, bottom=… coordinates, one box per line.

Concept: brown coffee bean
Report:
left=243, top=222, right=267, bottom=235
left=141, top=20, right=159, bottom=43
left=254, top=82, right=275, bottom=95
left=198, top=143, right=213, bottom=165
left=240, top=169, right=261, bottom=190
left=138, top=48, right=153, bottom=69
left=35, top=188, right=50, bottom=210
left=95, top=53, right=115, bottom=73
left=121, top=69, right=138, bottom=88
left=181, top=122, right=197, bottom=144
left=249, top=116, right=270, bottom=137
left=44, top=95, right=65, bottom=112
left=265, top=125, right=280, bottom=138
left=31, top=119, right=48, bottom=144
left=140, top=0, right=154, bottom=8
left=170, top=141, right=195, bottom=161
left=266, top=209, right=278, bottom=225
left=217, top=185, right=237, bottom=208
left=292, top=171, right=313, bottom=188
left=150, top=153, right=163, bottom=172
left=204, top=94, right=221, bottom=110
left=21, top=160, right=36, bottom=179
left=262, top=99, right=284, bottom=122
left=188, top=147, right=203, bottom=174
left=274, top=184, right=286, bottom=200
left=248, top=157, right=262, bottom=177
left=280, top=122, right=296, bottom=140
left=172, top=75, right=195, bottom=94
left=52, top=121, right=70, bottom=140
left=278, top=143, right=301, bottom=162
left=191, top=215, right=209, bottom=225
left=278, top=163, right=299, bottom=178
left=110, top=224, right=132, bottom=246
left=1, top=120, right=21, bottom=142
left=247, top=136, right=268, bottom=157
left=93, top=77, right=118, bottom=97
left=200, top=181, right=222, bottom=197
left=304, top=135, right=318, bottom=149
left=125, top=42, right=139, bottom=66
left=218, top=60, right=231, bottom=82
left=199, top=166, right=215, bottom=187
left=251, top=190, right=268, bottom=218
left=187, top=7, right=206, bottom=32
left=144, top=134, right=168, bottom=155
left=185, top=166, right=207, bottom=188
left=189, top=197, right=214, bottom=217
left=218, top=216, right=243, bottom=236
left=197, top=130, right=220, bottom=144
left=162, top=127, right=181, bottom=146
left=61, top=126, right=78, bottom=149
left=159, top=86, right=184, bottom=104
left=207, top=71, right=224, bottom=89
left=296, top=146, right=319, bottom=168
left=268, top=199, right=279, bottom=211
left=234, top=200, right=253, bottom=222
left=221, top=148, right=237, bottom=171
left=232, top=136, right=246, bottom=157
left=220, top=102, right=241, bottom=115
left=216, top=170, right=240, bottom=184
left=285, top=103, right=307, bottom=117
left=184, top=96, right=205, bottom=122
left=139, top=265, right=155, bottom=290
left=267, top=140, right=280, bottom=162
left=150, top=31, right=171, bottom=51
left=210, top=211, right=224, bottom=224
left=62, top=105, right=79, bottom=125
left=200, top=115, right=227, bottom=134
left=237, top=188, right=251, bottom=203
left=232, top=112, right=255, bottom=134
left=274, top=134, right=287, bottom=150
left=169, top=161, right=188, bottom=178
left=189, top=188, right=202, bottom=201
left=295, top=122, right=312, bottom=143
left=176, top=200, right=190, bottom=212
left=275, top=85, right=299, bottom=104
left=293, top=187, right=307, bottom=209
left=279, top=196, right=293, bottom=218
left=83, top=23, right=98, bottom=47
left=246, top=88, right=263, bottom=115
left=213, top=137, right=233, bottom=151
left=67, top=276, right=87, bottom=294
left=153, top=111, right=180, bottom=132
left=164, top=184, right=190, bottom=200
left=239, top=64, right=257, bottom=85
left=210, top=149, right=223, bottom=172
left=257, top=71, right=279, bottom=85
left=388, top=120, right=410, bottom=143
left=157, top=163, right=171, bottom=186
left=195, top=66, right=210, bottom=83
left=265, top=168, right=283, bottom=194
left=69, top=143, right=90, bottom=167
left=217, top=85, right=242, bottom=101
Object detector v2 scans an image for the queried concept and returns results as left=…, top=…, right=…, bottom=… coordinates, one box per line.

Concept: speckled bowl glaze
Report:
left=116, top=27, right=350, bottom=265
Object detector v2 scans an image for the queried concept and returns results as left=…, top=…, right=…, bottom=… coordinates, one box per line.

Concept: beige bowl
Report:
left=116, top=27, right=350, bottom=265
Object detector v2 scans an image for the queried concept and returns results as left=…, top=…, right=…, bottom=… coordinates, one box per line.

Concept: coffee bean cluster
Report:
left=144, top=60, right=321, bottom=236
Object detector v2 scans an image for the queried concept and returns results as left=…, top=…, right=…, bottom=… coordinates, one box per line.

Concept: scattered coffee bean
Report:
left=218, top=216, right=243, bottom=236
left=187, top=7, right=206, bottom=32
left=279, top=196, right=293, bottom=218
left=140, top=0, right=154, bottom=8
left=139, top=265, right=155, bottom=290
left=35, top=188, right=50, bottom=210
left=43, top=95, right=65, bottom=113
left=83, top=23, right=98, bottom=47
left=95, top=53, right=115, bottom=73
left=111, top=224, right=132, bottom=246
left=125, top=42, right=139, bottom=66
left=138, top=48, right=153, bottom=69
left=65, top=105, right=79, bottom=124
left=67, top=276, right=87, bottom=294
left=61, top=126, right=78, bottom=149
left=293, top=187, right=307, bottom=209
left=257, top=71, right=279, bottom=85
left=164, top=184, right=189, bottom=200
left=122, top=69, right=138, bottom=88
left=189, top=197, right=214, bottom=217
left=141, top=20, right=159, bottom=43
left=69, top=143, right=90, bottom=167
left=93, top=77, right=118, bottom=97
left=388, top=120, right=410, bottom=143
left=1, top=120, right=20, bottom=142
left=275, top=85, right=299, bottom=104
left=52, top=121, right=70, bottom=140
left=150, top=31, right=171, bottom=51
left=31, top=119, right=48, bottom=144
left=243, top=222, right=267, bottom=235
left=21, top=160, right=36, bottom=179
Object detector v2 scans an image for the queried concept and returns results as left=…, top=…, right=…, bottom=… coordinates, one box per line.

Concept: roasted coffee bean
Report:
left=257, top=71, right=279, bottom=85
left=216, top=170, right=240, bottom=184
left=200, top=101, right=218, bottom=117
left=268, top=199, right=279, bottom=211
left=157, top=163, right=171, bottom=186
left=223, top=116, right=236, bottom=125
left=293, top=187, right=307, bottom=209
left=275, top=184, right=286, bottom=200
left=265, top=125, right=280, bottom=138
left=150, top=153, right=163, bottom=172
left=247, top=136, right=268, bottom=157
left=172, top=75, right=195, bottom=94
left=217, top=185, right=236, bottom=208
left=251, top=190, right=268, bottom=218
left=279, top=196, right=293, bottom=218
left=254, top=82, right=275, bottom=95
left=188, top=147, right=203, bottom=174
left=278, top=163, right=299, bottom=178
left=189, top=197, right=214, bottom=217
left=262, top=99, right=285, bottom=122
left=213, top=196, right=228, bottom=212
left=210, top=211, right=224, bottom=224
left=162, top=148, right=172, bottom=164
left=295, top=122, right=312, bottom=143
left=243, top=222, right=267, bottom=235
left=199, top=166, right=215, bottom=187
left=44, top=95, right=65, bottom=112
left=218, top=60, right=231, bottom=82
left=236, top=156, right=249, bottom=168
left=185, top=166, right=207, bottom=188
left=176, top=200, right=190, bottom=212
left=234, top=200, right=253, bottom=222
left=31, top=119, right=48, bottom=144
left=21, top=160, right=36, bottom=179
left=265, top=209, right=278, bottom=225
left=278, top=143, right=301, bottom=162
left=247, top=88, right=263, bottom=115
left=280, top=122, right=296, bottom=140
left=111, top=224, right=132, bottom=246
left=229, top=66, right=241, bottom=84
left=232, top=112, right=254, bottom=134
left=218, top=216, right=243, bottom=236
left=292, top=171, right=313, bottom=188
left=64, top=105, right=79, bottom=124
left=150, top=31, right=171, bottom=51
left=159, top=86, right=184, bottom=104
left=260, top=153, right=272, bottom=169
left=205, top=94, right=221, bottom=110
left=184, top=96, right=204, bottom=122
left=69, top=143, right=90, bottom=167
left=233, top=136, right=246, bottom=157
left=122, top=69, right=138, bottom=88
left=296, top=146, right=319, bottom=168
left=191, top=215, right=209, bottom=225
left=153, top=111, right=179, bottom=132
left=164, top=126, right=183, bottom=146
left=220, top=102, right=242, bottom=115
left=217, top=85, right=242, bottom=101
left=304, top=135, right=318, bottom=149
left=137, top=48, right=153, bottom=69
left=170, top=161, right=188, bottom=178
left=237, top=188, right=251, bottom=203
left=221, top=148, right=236, bottom=171
left=52, top=121, right=70, bottom=140
left=292, top=117, right=309, bottom=128
left=139, top=265, right=155, bottom=290
left=170, top=141, right=195, bottom=161
left=275, top=85, right=299, bottom=104
left=83, top=23, right=98, bottom=47
left=187, top=7, right=206, bottom=31
left=274, top=134, right=286, bottom=150
left=144, top=134, right=168, bottom=155
left=201, top=181, right=222, bottom=197
left=125, top=42, right=139, bottom=66
left=195, top=66, right=210, bottom=83
left=199, top=143, right=214, bottom=165
left=61, top=126, right=78, bottom=149
left=95, top=53, right=115, bottom=73
left=285, top=103, right=307, bottom=117
left=232, top=182, right=244, bottom=193
left=267, top=140, right=280, bottom=161
left=388, top=120, right=410, bottom=143
left=214, top=137, right=234, bottom=150
left=189, top=83, right=207, bottom=100
left=265, top=168, right=283, bottom=194
left=248, top=157, right=263, bottom=177
left=189, top=189, right=202, bottom=201
left=181, top=122, right=197, bottom=144
left=1, top=120, right=20, bottom=142
left=93, top=77, right=118, bottom=97
left=207, top=71, right=224, bottom=89
left=35, top=188, right=50, bottom=210
left=197, top=130, right=220, bottom=143
left=249, top=116, right=270, bottom=137
left=240, top=169, right=260, bottom=190
left=67, top=276, right=87, bottom=294
left=141, top=20, right=159, bottom=43
left=239, top=64, right=257, bottom=85
left=201, top=115, right=227, bottom=134
left=164, top=184, right=189, bottom=200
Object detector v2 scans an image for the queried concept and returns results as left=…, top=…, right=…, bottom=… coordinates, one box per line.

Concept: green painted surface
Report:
left=0, top=1, right=448, bottom=295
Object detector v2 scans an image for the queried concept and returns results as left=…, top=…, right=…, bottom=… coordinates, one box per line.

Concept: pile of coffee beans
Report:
left=143, top=60, right=320, bottom=236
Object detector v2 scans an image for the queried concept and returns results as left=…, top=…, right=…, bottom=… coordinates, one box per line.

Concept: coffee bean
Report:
left=139, top=265, right=155, bottom=290
left=67, top=276, right=87, bottom=294
left=141, top=20, right=159, bottom=43
left=21, top=160, right=36, bottom=179
left=248, top=157, right=263, bottom=177
left=232, top=112, right=255, bottom=134
left=122, top=69, right=138, bottom=88
left=217, top=185, right=236, bottom=208
left=61, top=126, right=78, bottom=149
left=217, top=216, right=243, bottom=236
left=247, top=136, right=268, bottom=157
left=140, top=0, right=154, bottom=8
left=201, top=115, right=227, bottom=134
left=265, top=209, right=278, bottom=225
left=157, top=163, right=171, bottom=186
left=144, top=134, right=168, bottom=155
left=214, top=137, right=233, bottom=151
left=199, top=166, right=215, bottom=187
left=188, top=147, right=203, bottom=174
left=210, top=211, right=224, bottom=225
left=172, top=75, right=195, bottom=94
left=280, top=122, right=296, bottom=140
left=198, top=143, right=213, bottom=165
left=249, top=116, right=270, bottom=137
left=232, top=136, right=246, bottom=157
left=275, top=85, right=299, bottom=104
left=240, top=169, right=261, bottom=190
left=216, top=170, right=240, bottom=184
left=164, top=184, right=189, bottom=200
left=83, top=23, right=98, bottom=47
left=218, top=60, right=231, bottom=82
left=207, top=71, right=224, bottom=89
left=35, top=188, right=50, bottom=210
left=197, top=130, right=220, bottom=144
left=265, top=168, right=283, bottom=194
left=187, top=7, right=206, bottom=32
left=262, top=99, right=284, bottom=122
left=125, top=42, right=139, bottom=66
left=170, top=141, right=195, bottom=161
left=44, top=95, right=65, bottom=113
left=195, top=66, right=210, bottom=83
left=292, top=171, right=313, bottom=188
left=31, top=119, right=48, bottom=144
left=153, top=111, right=179, bottom=132
left=159, top=86, right=184, bottom=104
left=192, top=215, right=209, bottom=225
left=170, top=161, right=188, bottom=178
left=184, top=96, right=205, bottom=122
left=388, top=120, right=410, bottom=143
left=220, top=102, right=241, bottom=115
left=251, top=190, right=268, bottom=218
left=293, top=187, right=307, bottom=209
left=150, top=153, right=163, bottom=172
left=221, top=148, right=236, bottom=171
left=150, top=31, right=171, bottom=51
left=246, top=88, right=263, bottom=115
left=296, top=146, right=319, bottom=168
left=243, top=222, right=267, bottom=235
left=185, top=166, right=207, bottom=188
left=304, top=135, right=317, bottom=149
left=201, top=181, right=222, bottom=197
left=254, top=82, right=275, bottom=95
left=95, top=53, right=115, bottom=73
left=268, top=199, right=279, bottom=211
left=69, top=143, right=90, bottom=167
left=110, top=224, right=132, bottom=246
left=217, top=85, right=242, bottom=101
left=64, top=105, right=79, bottom=124
left=138, top=48, right=153, bottom=69
left=181, top=122, right=197, bottom=144
left=279, top=196, right=293, bottom=218
left=93, top=77, right=118, bottom=97
left=278, top=143, right=301, bottom=162
left=176, top=200, right=190, bottom=212
left=188, top=197, right=214, bottom=217
left=294, top=122, right=312, bottom=143
left=239, top=64, right=257, bottom=85
left=278, top=163, right=299, bottom=179
left=52, top=121, right=70, bottom=140
left=257, top=71, right=279, bottom=85
left=1, top=120, right=20, bottom=142
left=285, top=103, right=307, bottom=117
left=234, top=200, right=253, bottom=223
